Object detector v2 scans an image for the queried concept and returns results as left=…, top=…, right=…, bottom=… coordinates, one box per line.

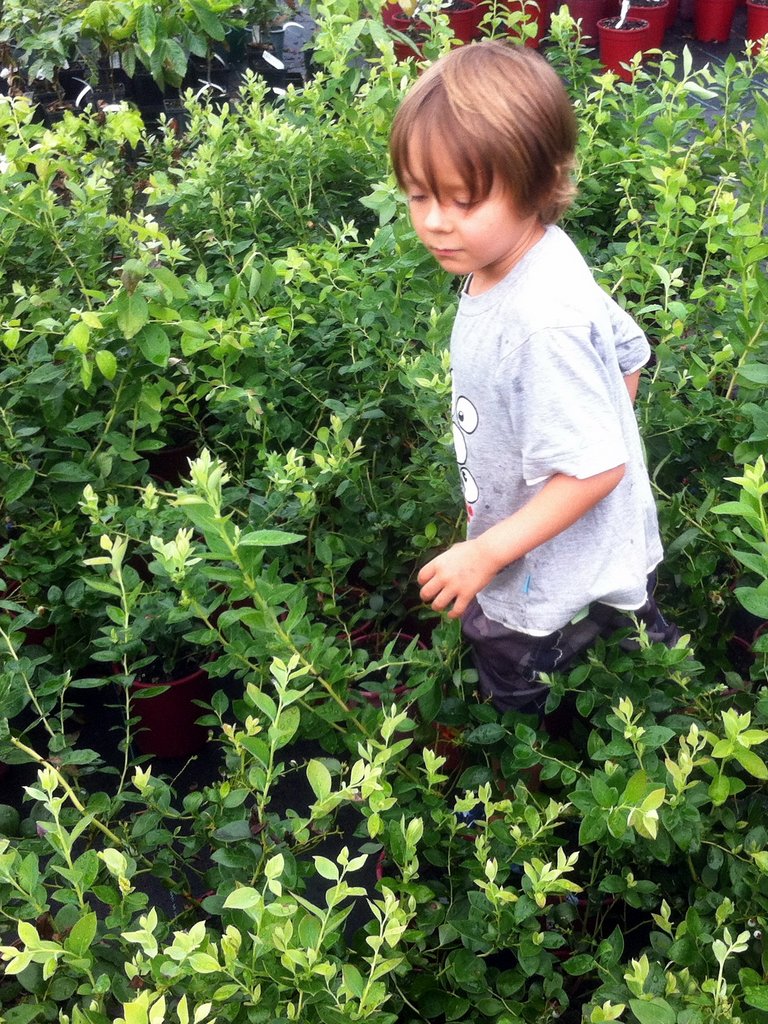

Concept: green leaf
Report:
left=708, top=774, right=730, bottom=805
left=188, top=0, right=226, bottom=39
left=62, top=321, right=91, bottom=354
left=48, top=462, right=94, bottom=483
left=188, top=953, right=221, bottom=973
left=307, top=759, right=332, bottom=801
left=65, top=911, right=97, bottom=957
left=561, top=953, right=595, bottom=975
left=579, top=808, right=606, bottom=844
left=238, top=530, right=305, bottom=547
left=591, top=775, right=619, bottom=808
left=212, top=984, right=240, bottom=1000
left=629, top=998, right=676, bottom=1024
left=736, top=363, right=768, bottom=386
left=734, top=587, right=768, bottom=620
left=733, top=747, right=768, bottom=780
left=465, top=723, right=506, bottom=745
left=162, top=37, right=189, bottom=78
left=448, top=948, right=486, bottom=985
left=5, top=468, right=35, bottom=504
left=223, top=887, right=261, bottom=910
left=95, top=350, right=117, bottom=381
left=213, top=820, right=252, bottom=842
left=116, top=291, right=149, bottom=340
left=313, top=856, right=339, bottom=881
left=151, top=266, right=188, bottom=301
left=137, top=2, right=158, bottom=53
left=457, top=764, right=494, bottom=789
left=744, top=985, right=768, bottom=1011
left=137, top=324, right=171, bottom=367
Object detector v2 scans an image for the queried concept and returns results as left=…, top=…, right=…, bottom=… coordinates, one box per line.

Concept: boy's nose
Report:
left=423, top=199, right=449, bottom=231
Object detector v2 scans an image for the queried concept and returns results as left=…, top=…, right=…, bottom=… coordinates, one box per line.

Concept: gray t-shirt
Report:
left=451, top=224, right=663, bottom=635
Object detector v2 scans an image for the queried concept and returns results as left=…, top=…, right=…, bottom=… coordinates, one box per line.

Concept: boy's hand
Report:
left=418, top=468, right=626, bottom=618
left=417, top=540, right=498, bottom=618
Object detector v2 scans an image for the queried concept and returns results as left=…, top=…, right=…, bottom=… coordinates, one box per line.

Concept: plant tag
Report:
left=263, top=51, right=285, bottom=70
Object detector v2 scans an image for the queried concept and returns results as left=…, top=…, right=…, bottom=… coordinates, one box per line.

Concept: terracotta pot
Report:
left=597, top=17, right=652, bottom=79
left=628, top=0, right=669, bottom=45
left=131, top=664, right=211, bottom=758
left=559, top=0, right=610, bottom=43
left=694, top=0, right=737, bottom=39
left=746, top=0, right=768, bottom=49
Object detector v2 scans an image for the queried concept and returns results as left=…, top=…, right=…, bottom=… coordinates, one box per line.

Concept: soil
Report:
left=600, top=16, right=652, bottom=26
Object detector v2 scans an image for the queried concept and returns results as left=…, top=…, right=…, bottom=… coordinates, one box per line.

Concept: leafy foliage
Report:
left=1, top=7, right=768, bottom=1024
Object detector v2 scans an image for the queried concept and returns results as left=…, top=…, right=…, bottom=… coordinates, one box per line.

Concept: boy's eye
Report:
left=454, top=198, right=474, bottom=209
left=408, top=193, right=427, bottom=203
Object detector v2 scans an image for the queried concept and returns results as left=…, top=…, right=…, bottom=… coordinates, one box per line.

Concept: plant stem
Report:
left=10, top=736, right=125, bottom=849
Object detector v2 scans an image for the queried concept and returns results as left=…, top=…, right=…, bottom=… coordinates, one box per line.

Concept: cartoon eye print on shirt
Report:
left=453, top=395, right=479, bottom=507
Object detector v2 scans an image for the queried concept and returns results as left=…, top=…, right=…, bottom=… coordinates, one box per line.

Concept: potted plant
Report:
left=81, top=487, right=217, bottom=761
left=598, top=0, right=652, bottom=79
left=393, top=0, right=485, bottom=42
left=746, top=0, right=768, bottom=49
left=694, top=0, right=738, bottom=39
left=558, top=0, right=611, bottom=45
left=495, top=0, right=552, bottom=46
left=628, top=0, right=669, bottom=46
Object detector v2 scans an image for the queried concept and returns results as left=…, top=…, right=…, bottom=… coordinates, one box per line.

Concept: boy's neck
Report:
left=467, top=219, right=547, bottom=297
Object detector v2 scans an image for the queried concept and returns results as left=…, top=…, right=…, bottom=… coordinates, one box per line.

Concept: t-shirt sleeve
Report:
left=607, top=296, right=651, bottom=376
left=501, top=326, right=629, bottom=485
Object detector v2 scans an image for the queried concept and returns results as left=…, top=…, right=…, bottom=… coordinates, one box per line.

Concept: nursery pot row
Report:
left=387, top=0, right=549, bottom=49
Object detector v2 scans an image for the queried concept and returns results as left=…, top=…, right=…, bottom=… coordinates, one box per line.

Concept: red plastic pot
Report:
left=392, top=2, right=484, bottom=41
left=131, top=665, right=211, bottom=758
left=449, top=1, right=485, bottom=40
left=501, top=0, right=551, bottom=45
left=597, top=17, right=652, bottom=79
left=434, top=723, right=466, bottom=775
left=560, top=0, right=610, bottom=43
left=352, top=629, right=426, bottom=706
left=746, top=0, right=768, bottom=49
left=628, top=0, right=669, bottom=45
left=381, top=0, right=403, bottom=26
left=694, top=0, right=737, bottom=40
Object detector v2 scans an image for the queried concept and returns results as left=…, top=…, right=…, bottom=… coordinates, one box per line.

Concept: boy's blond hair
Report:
left=390, top=41, right=577, bottom=224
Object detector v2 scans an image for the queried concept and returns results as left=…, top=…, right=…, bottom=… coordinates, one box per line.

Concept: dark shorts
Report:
left=461, top=574, right=680, bottom=716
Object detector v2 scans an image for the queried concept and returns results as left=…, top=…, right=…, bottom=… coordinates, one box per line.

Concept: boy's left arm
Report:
left=417, top=464, right=625, bottom=618
left=624, top=369, right=641, bottom=403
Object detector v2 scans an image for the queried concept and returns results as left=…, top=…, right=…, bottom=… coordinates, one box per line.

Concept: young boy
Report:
left=390, top=41, right=678, bottom=716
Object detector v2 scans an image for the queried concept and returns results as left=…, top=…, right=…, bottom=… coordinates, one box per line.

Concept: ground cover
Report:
left=1, top=5, right=768, bottom=1022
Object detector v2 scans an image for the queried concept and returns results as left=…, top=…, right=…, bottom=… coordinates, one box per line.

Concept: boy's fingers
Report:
left=417, top=560, right=436, bottom=586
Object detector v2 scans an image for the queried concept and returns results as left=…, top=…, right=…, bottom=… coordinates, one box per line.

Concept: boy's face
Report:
left=402, top=138, right=544, bottom=295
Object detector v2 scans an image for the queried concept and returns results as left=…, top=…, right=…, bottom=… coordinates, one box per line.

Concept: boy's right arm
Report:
left=417, top=463, right=626, bottom=619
